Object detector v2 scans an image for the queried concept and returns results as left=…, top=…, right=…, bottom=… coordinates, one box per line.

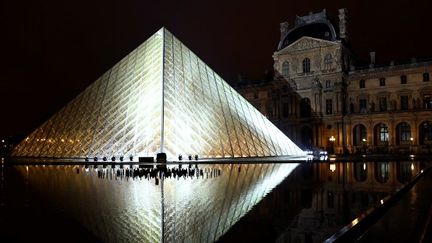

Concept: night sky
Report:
left=1, top=0, right=432, bottom=138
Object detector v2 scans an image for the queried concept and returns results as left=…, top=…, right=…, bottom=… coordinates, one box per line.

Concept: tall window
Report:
left=326, top=99, right=333, bottom=114
left=400, top=96, right=409, bottom=110
left=282, top=61, right=289, bottom=76
left=325, top=80, right=331, bottom=88
left=400, top=75, right=407, bottom=84
left=359, top=99, right=367, bottom=113
left=300, top=98, right=311, bottom=117
left=379, top=124, right=389, bottom=142
left=398, top=122, right=411, bottom=142
left=379, top=97, right=387, bottom=112
left=379, top=78, right=386, bottom=86
left=359, top=79, right=365, bottom=89
left=324, top=54, right=332, bottom=70
left=420, top=122, right=432, bottom=145
left=424, top=72, right=430, bottom=82
left=424, top=94, right=432, bottom=109
left=303, top=58, right=311, bottom=73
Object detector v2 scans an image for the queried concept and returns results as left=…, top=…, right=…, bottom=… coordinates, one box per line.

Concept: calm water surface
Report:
left=0, top=160, right=428, bottom=242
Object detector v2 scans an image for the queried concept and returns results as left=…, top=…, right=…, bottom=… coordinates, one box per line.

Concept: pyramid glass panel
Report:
left=12, top=28, right=304, bottom=160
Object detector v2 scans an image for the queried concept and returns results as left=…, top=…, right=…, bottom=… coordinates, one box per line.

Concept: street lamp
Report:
left=410, top=137, right=414, bottom=155
left=329, top=136, right=336, bottom=154
left=362, top=138, right=367, bottom=154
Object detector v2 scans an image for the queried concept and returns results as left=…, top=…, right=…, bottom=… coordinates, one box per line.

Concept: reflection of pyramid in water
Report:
left=13, top=28, right=304, bottom=160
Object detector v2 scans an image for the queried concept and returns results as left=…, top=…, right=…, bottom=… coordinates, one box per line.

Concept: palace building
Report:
left=236, top=9, right=432, bottom=154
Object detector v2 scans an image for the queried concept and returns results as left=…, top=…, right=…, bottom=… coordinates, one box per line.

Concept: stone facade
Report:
left=236, top=9, right=432, bottom=154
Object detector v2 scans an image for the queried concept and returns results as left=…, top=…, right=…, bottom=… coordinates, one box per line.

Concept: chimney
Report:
left=338, top=8, right=348, bottom=40
left=280, top=22, right=289, bottom=40
left=369, top=51, right=375, bottom=68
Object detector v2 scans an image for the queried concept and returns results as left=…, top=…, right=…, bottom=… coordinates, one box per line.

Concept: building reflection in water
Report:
left=267, top=161, right=424, bottom=243
left=3, top=161, right=427, bottom=243
left=10, top=163, right=299, bottom=243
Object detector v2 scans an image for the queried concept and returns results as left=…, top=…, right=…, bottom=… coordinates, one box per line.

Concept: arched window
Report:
left=324, top=54, right=332, bottom=70
left=302, top=58, right=311, bottom=73
left=282, top=61, right=289, bottom=76
left=419, top=121, right=432, bottom=145
left=353, top=124, right=367, bottom=146
left=396, top=122, right=411, bottom=145
left=374, top=123, right=389, bottom=146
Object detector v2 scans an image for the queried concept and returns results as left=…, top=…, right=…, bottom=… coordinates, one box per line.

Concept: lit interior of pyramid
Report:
left=12, top=28, right=305, bottom=160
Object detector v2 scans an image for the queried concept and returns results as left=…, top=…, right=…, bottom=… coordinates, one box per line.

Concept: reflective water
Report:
left=0, top=160, right=428, bottom=242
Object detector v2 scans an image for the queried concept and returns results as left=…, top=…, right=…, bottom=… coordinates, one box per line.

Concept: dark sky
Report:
left=1, top=0, right=432, bottom=138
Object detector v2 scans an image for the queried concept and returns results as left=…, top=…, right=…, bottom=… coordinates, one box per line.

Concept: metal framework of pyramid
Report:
left=12, top=28, right=304, bottom=160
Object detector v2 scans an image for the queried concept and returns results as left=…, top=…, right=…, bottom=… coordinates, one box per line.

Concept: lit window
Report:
left=282, top=61, right=289, bottom=76
left=424, top=72, right=430, bottom=82
left=400, top=75, right=407, bottom=84
left=360, top=79, right=365, bottom=89
left=424, top=94, right=432, bottom=109
left=379, top=78, right=386, bottom=86
left=379, top=124, right=389, bottom=142
left=303, top=58, right=311, bottom=73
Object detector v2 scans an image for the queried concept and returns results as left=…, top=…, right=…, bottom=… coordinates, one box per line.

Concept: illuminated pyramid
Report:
left=12, top=28, right=304, bottom=160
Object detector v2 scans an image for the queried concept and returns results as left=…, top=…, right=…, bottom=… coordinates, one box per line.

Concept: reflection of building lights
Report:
left=1, top=140, right=4, bottom=143
left=421, top=169, right=424, bottom=173
left=329, top=163, right=336, bottom=172
left=380, top=199, right=384, bottom=205
left=363, top=163, right=366, bottom=170
left=411, top=163, right=414, bottom=171
left=329, top=136, right=335, bottom=142
left=362, top=138, right=367, bottom=142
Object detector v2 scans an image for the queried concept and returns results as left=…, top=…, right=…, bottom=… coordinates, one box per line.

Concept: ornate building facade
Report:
left=236, top=9, right=432, bottom=154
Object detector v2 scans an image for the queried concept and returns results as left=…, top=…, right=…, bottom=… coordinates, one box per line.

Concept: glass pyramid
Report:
left=12, top=28, right=304, bottom=160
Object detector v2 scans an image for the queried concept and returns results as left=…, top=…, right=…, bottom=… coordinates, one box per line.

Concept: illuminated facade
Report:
left=12, top=28, right=304, bottom=160
left=237, top=9, right=432, bottom=154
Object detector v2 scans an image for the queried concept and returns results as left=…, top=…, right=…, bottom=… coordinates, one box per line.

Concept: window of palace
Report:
left=325, top=80, right=331, bottom=88
left=400, top=75, right=407, bottom=84
left=326, top=99, right=332, bottom=114
left=424, top=94, right=432, bottom=109
left=324, top=54, right=332, bottom=70
left=379, top=78, right=386, bottom=86
left=300, top=98, right=311, bottom=117
left=379, top=97, right=387, bottom=112
left=379, top=124, right=389, bottom=142
left=282, top=61, right=289, bottom=76
left=398, top=122, right=411, bottom=142
left=359, top=99, right=367, bottom=113
left=420, top=121, right=432, bottom=145
left=359, top=79, right=365, bottom=89
left=400, top=95, right=409, bottom=110
left=302, top=58, right=311, bottom=73
left=424, top=72, right=430, bottom=82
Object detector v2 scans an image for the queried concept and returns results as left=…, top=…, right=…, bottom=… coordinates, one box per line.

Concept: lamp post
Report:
left=362, top=138, right=367, bottom=154
left=329, top=136, right=336, bottom=154
left=410, top=137, right=414, bottom=155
